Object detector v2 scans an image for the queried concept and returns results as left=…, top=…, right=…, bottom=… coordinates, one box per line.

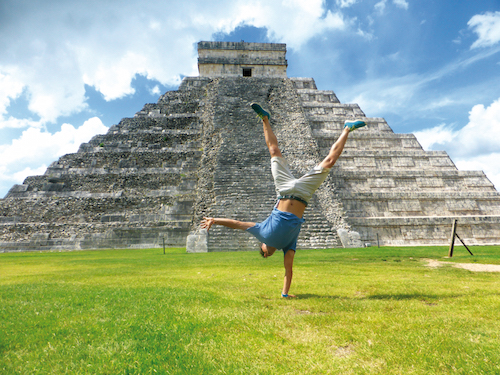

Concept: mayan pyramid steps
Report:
left=0, top=78, right=209, bottom=250
left=1, top=41, right=499, bottom=251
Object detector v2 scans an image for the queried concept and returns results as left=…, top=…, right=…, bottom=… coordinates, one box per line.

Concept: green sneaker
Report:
left=251, top=103, right=271, bottom=120
left=344, top=119, right=366, bottom=131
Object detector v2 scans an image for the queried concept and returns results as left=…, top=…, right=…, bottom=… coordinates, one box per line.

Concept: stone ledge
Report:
left=314, top=130, right=417, bottom=139
left=198, top=57, right=287, bottom=66
left=198, top=41, right=287, bottom=51
left=338, top=191, right=500, bottom=199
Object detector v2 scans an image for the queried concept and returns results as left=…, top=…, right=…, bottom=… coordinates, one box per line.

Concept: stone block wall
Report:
left=198, top=41, right=287, bottom=78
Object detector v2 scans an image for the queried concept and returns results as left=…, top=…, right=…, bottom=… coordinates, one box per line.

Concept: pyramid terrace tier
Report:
left=0, top=195, right=195, bottom=224
left=43, top=149, right=202, bottom=169
left=314, top=131, right=422, bottom=152
left=0, top=222, right=192, bottom=251
left=301, top=102, right=369, bottom=119
left=7, top=172, right=196, bottom=198
left=100, top=115, right=202, bottom=134
left=332, top=150, right=458, bottom=170
left=308, top=118, right=393, bottom=133
left=339, top=191, right=500, bottom=218
left=296, top=89, right=341, bottom=104
left=83, top=129, right=201, bottom=151
left=350, top=215, right=500, bottom=246
left=136, top=101, right=200, bottom=117
left=330, top=170, right=496, bottom=193
left=43, top=166, right=197, bottom=176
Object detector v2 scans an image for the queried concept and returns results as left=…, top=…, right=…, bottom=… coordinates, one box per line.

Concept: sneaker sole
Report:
left=251, top=103, right=270, bottom=120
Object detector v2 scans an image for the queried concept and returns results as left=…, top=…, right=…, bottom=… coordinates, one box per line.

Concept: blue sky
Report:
left=1, top=0, right=500, bottom=198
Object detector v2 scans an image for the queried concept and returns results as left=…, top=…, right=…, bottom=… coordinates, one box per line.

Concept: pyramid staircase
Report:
left=189, top=77, right=349, bottom=251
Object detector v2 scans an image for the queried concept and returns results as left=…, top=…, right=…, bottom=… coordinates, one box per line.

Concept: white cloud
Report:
left=375, top=0, right=387, bottom=14
left=412, top=123, right=455, bottom=151
left=469, top=11, right=500, bottom=49
left=414, top=98, right=500, bottom=157
left=374, top=0, right=408, bottom=14
left=82, top=52, right=150, bottom=101
left=336, top=0, right=358, bottom=8
left=3, top=117, right=108, bottom=166
left=349, top=73, right=423, bottom=115
left=0, top=69, right=26, bottom=117
left=237, top=0, right=346, bottom=48
left=0, top=117, right=108, bottom=194
left=0, top=41, right=89, bottom=124
left=414, top=98, right=500, bottom=190
left=150, top=85, right=161, bottom=96
left=0, top=117, right=42, bottom=130
left=356, top=28, right=375, bottom=40
left=393, top=0, right=409, bottom=10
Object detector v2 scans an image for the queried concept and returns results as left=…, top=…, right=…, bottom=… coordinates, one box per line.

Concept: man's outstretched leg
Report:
left=318, top=119, right=366, bottom=169
left=251, top=103, right=282, bottom=158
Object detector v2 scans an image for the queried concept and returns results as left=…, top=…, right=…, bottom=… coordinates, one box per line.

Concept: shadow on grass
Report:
left=365, top=293, right=464, bottom=300
left=295, top=294, right=339, bottom=299
left=295, top=293, right=465, bottom=300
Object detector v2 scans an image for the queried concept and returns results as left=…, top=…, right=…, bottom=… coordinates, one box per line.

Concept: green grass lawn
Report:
left=1, top=246, right=499, bottom=374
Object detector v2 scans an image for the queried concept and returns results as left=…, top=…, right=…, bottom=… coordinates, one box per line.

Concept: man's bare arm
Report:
left=201, top=217, right=256, bottom=231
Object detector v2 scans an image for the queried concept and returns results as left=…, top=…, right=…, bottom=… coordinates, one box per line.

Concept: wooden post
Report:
left=448, top=219, right=457, bottom=257
left=163, top=237, right=165, bottom=255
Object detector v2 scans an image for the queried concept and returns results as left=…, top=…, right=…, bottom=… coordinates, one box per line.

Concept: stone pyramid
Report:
left=1, top=41, right=499, bottom=252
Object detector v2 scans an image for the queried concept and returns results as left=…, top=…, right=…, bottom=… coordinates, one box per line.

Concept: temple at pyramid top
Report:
left=197, top=41, right=288, bottom=78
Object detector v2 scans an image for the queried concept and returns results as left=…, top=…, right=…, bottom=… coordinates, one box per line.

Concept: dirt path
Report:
left=423, top=259, right=500, bottom=272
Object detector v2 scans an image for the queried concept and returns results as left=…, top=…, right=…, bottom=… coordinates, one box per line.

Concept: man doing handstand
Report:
left=201, top=103, right=366, bottom=298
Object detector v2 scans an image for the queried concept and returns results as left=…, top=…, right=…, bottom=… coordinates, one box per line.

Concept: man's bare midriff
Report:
left=276, top=198, right=306, bottom=218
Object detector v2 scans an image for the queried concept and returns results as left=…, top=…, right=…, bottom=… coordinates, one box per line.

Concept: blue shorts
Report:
left=247, top=208, right=305, bottom=253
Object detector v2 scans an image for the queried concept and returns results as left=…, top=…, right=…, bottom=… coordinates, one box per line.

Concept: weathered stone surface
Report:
left=337, top=228, right=363, bottom=248
left=198, top=41, right=287, bottom=78
left=186, top=229, right=208, bottom=253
